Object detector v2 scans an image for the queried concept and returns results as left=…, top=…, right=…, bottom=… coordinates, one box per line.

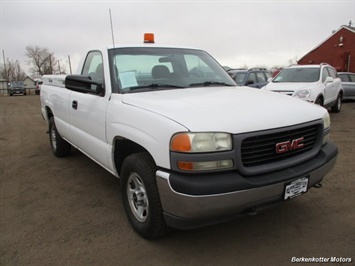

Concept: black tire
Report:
left=49, top=117, right=71, bottom=157
left=331, top=93, right=342, bottom=113
left=315, top=96, right=323, bottom=106
left=120, top=152, right=170, bottom=239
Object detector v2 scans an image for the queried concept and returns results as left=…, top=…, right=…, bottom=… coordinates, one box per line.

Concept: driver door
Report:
left=69, top=51, right=110, bottom=169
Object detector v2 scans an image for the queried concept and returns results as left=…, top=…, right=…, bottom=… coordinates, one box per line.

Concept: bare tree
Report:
left=288, top=56, right=298, bottom=65
left=25, top=45, right=58, bottom=77
left=252, top=64, right=268, bottom=69
left=14, top=60, right=27, bottom=81
left=240, top=64, right=249, bottom=69
left=271, top=64, right=285, bottom=70
left=0, top=59, right=26, bottom=82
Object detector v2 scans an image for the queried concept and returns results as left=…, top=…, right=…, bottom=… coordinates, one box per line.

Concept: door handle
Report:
left=72, top=100, right=78, bottom=110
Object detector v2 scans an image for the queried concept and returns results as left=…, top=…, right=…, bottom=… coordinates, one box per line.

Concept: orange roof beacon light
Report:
left=144, top=33, right=155, bottom=43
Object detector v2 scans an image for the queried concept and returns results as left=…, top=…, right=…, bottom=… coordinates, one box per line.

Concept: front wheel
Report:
left=315, top=96, right=323, bottom=106
left=120, top=152, right=170, bottom=239
left=331, top=94, right=342, bottom=113
left=49, top=117, right=71, bottom=157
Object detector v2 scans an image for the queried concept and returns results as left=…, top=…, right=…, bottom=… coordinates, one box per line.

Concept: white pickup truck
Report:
left=40, top=38, right=338, bottom=239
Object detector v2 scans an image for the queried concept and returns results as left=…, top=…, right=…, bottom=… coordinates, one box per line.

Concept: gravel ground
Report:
left=0, top=95, right=354, bottom=266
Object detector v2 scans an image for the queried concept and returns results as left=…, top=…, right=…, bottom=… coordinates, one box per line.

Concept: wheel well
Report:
left=113, top=138, right=150, bottom=176
left=316, top=94, right=324, bottom=105
left=45, top=106, right=53, bottom=121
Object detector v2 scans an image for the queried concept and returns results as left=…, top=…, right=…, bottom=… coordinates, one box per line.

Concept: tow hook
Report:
left=313, top=182, right=322, bottom=189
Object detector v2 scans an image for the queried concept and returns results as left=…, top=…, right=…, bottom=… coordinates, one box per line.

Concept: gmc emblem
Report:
left=276, top=137, right=305, bottom=154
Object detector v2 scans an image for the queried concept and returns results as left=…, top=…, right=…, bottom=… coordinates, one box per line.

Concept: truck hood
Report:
left=263, top=81, right=319, bottom=92
left=121, top=86, right=326, bottom=133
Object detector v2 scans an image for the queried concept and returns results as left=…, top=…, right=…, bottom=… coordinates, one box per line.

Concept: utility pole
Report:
left=49, top=54, right=52, bottom=74
left=57, top=60, right=61, bottom=74
left=2, top=49, right=7, bottom=83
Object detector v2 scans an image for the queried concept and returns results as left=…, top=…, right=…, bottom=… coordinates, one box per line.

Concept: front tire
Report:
left=315, top=96, right=323, bottom=106
left=120, top=152, right=170, bottom=239
left=49, top=117, right=71, bottom=157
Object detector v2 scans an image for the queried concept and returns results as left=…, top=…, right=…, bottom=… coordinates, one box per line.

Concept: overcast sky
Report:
left=1, top=0, right=354, bottom=75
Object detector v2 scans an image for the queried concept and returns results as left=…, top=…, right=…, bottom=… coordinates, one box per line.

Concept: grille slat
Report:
left=241, top=124, right=319, bottom=167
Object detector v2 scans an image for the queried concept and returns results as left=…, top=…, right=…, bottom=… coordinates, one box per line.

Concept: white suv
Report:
left=262, top=63, right=343, bottom=112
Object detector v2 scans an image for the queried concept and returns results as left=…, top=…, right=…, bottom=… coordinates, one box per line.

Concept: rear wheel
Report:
left=331, top=93, right=342, bottom=113
left=49, top=117, right=71, bottom=157
left=121, top=152, right=170, bottom=239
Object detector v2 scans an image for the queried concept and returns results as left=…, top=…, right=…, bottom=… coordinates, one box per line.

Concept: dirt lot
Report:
left=0, top=95, right=354, bottom=266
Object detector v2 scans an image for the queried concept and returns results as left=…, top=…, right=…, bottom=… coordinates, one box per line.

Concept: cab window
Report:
left=246, top=73, right=257, bottom=84
left=339, top=74, right=350, bottom=82
left=322, top=68, right=330, bottom=82
left=256, top=72, right=267, bottom=83
left=82, top=51, right=104, bottom=86
left=326, top=67, right=338, bottom=79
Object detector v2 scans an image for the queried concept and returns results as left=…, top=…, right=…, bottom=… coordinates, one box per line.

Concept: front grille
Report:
left=272, top=90, right=294, bottom=96
left=241, top=124, right=319, bottom=167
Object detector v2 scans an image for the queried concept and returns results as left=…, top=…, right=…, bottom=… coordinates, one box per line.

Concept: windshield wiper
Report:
left=128, top=83, right=186, bottom=92
left=188, top=81, right=234, bottom=87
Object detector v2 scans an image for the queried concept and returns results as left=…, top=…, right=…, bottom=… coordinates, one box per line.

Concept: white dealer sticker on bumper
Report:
left=284, top=177, right=308, bottom=200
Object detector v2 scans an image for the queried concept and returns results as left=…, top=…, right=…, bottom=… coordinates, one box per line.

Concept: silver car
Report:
left=338, top=72, right=355, bottom=100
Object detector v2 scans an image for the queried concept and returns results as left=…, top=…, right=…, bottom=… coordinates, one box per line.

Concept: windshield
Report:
left=273, top=68, right=320, bottom=83
left=109, top=47, right=236, bottom=93
left=10, top=82, right=24, bottom=87
left=233, top=72, right=247, bottom=85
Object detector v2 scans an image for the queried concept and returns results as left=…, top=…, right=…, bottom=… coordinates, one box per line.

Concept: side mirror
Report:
left=65, top=75, right=104, bottom=95
left=325, top=76, right=334, bottom=84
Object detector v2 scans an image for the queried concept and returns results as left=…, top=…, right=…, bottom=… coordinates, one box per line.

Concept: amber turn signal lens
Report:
left=177, top=161, right=194, bottom=171
left=171, top=134, right=191, bottom=152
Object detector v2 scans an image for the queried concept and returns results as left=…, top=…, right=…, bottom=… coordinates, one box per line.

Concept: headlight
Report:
left=322, top=113, right=330, bottom=129
left=170, top=132, right=232, bottom=153
left=295, top=89, right=311, bottom=98
left=322, top=113, right=331, bottom=145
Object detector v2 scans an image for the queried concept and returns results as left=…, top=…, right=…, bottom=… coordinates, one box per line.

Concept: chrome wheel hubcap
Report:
left=127, top=173, right=149, bottom=223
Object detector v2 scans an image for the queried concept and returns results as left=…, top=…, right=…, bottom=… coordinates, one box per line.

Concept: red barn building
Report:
left=298, top=25, right=355, bottom=72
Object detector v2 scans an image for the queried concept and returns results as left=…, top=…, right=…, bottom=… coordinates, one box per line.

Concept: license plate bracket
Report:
left=284, top=177, right=309, bottom=200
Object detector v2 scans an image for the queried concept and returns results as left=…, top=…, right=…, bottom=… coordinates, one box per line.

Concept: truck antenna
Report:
left=109, top=9, right=116, bottom=47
